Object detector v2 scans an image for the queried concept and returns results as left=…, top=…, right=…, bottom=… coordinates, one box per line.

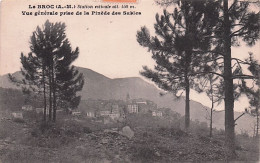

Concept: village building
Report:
left=127, top=104, right=138, bottom=113
left=12, top=112, right=23, bottom=120
left=100, top=103, right=122, bottom=120
left=22, top=105, right=33, bottom=111
left=136, top=101, right=147, bottom=105
left=100, top=110, right=110, bottom=116
left=126, top=98, right=157, bottom=114
left=35, top=108, right=43, bottom=114
left=84, top=107, right=97, bottom=118
left=107, top=113, right=120, bottom=120
left=86, top=110, right=95, bottom=117
left=35, top=108, right=50, bottom=115
left=78, top=98, right=159, bottom=120
left=72, top=111, right=81, bottom=116
left=152, top=110, right=163, bottom=117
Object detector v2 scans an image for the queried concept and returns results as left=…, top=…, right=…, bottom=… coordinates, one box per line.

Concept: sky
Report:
left=0, top=0, right=259, bottom=112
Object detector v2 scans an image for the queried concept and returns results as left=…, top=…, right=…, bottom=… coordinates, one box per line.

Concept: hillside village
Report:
left=17, top=97, right=169, bottom=124
left=1, top=87, right=259, bottom=162
left=1, top=67, right=257, bottom=137
left=79, top=98, right=160, bottom=118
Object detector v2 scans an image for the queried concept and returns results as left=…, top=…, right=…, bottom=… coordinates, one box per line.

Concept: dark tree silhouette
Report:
left=9, top=20, right=84, bottom=122
left=217, top=0, right=259, bottom=157
left=136, top=0, right=219, bottom=129
left=143, top=0, right=259, bottom=158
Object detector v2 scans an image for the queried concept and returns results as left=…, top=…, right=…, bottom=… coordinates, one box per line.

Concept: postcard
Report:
left=0, top=0, right=259, bottom=162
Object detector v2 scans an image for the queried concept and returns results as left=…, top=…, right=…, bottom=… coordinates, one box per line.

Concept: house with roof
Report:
left=126, top=98, right=157, bottom=114
left=98, top=102, right=125, bottom=120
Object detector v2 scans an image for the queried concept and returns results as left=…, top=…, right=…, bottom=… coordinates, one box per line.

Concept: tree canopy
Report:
left=9, top=20, right=84, bottom=122
left=137, top=0, right=220, bottom=129
left=138, top=0, right=259, bottom=158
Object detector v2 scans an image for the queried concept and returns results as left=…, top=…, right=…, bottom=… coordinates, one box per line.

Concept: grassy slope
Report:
left=0, top=110, right=258, bottom=163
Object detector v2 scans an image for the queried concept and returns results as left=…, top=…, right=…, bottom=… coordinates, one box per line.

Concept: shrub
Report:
left=238, top=129, right=250, bottom=138
left=131, top=144, right=159, bottom=162
left=83, top=126, right=92, bottom=134
left=13, top=118, right=25, bottom=123
left=157, top=127, right=188, bottom=138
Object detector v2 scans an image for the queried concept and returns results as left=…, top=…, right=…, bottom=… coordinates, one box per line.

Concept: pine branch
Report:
left=232, top=31, right=251, bottom=37
left=231, top=58, right=251, bottom=65
left=192, top=50, right=224, bottom=56
left=232, top=74, right=255, bottom=79
left=230, top=26, right=247, bottom=37
left=234, top=112, right=246, bottom=122
left=192, top=71, right=224, bottom=78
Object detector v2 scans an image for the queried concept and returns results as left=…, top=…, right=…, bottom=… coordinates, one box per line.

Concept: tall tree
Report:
left=137, top=0, right=219, bottom=129
left=9, top=20, right=84, bottom=122
left=154, top=0, right=259, bottom=157
left=217, top=0, right=259, bottom=157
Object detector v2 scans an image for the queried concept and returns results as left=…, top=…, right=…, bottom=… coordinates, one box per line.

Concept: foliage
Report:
left=8, top=20, right=84, bottom=122
left=136, top=0, right=220, bottom=129
left=240, top=55, right=260, bottom=112
left=151, top=0, right=259, bottom=157
left=137, top=0, right=219, bottom=96
left=239, top=54, right=260, bottom=137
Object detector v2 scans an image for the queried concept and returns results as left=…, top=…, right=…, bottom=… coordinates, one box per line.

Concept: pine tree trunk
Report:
left=210, top=102, right=213, bottom=138
left=210, top=78, right=213, bottom=138
left=184, top=60, right=190, bottom=129
left=254, top=124, right=256, bottom=137
left=184, top=50, right=191, bottom=130
left=256, top=107, right=259, bottom=137
left=52, top=65, right=57, bottom=122
left=210, top=108, right=213, bottom=137
left=223, top=0, right=236, bottom=158
left=43, top=67, right=47, bottom=122
left=48, top=69, right=52, bottom=121
left=185, top=76, right=190, bottom=129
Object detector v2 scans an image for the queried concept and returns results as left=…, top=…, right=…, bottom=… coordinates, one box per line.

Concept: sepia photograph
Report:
left=0, top=0, right=259, bottom=162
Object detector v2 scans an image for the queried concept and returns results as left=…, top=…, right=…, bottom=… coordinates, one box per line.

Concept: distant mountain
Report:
left=0, top=71, right=22, bottom=89
left=0, top=66, right=256, bottom=135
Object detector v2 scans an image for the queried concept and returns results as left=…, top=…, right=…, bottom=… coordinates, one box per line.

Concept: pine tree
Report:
left=154, top=0, right=259, bottom=157
left=9, top=20, right=84, bottom=122
left=137, top=0, right=219, bottom=129
left=217, top=0, right=259, bottom=157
